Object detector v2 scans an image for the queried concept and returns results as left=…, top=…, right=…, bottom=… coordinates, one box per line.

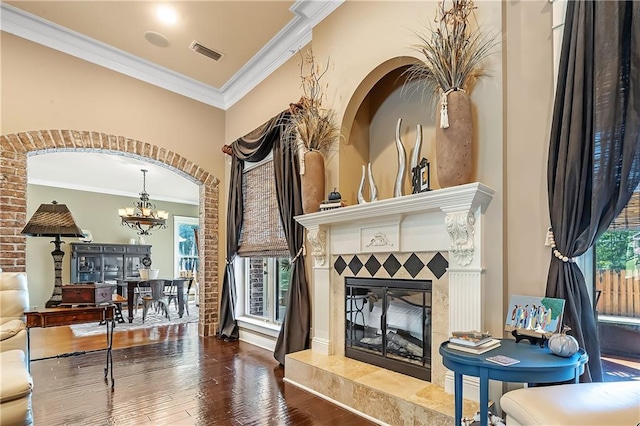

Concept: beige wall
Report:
left=1, top=32, right=227, bottom=298
left=504, top=0, right=554, bottom=301
left=26, top=184, right=198, bottom=307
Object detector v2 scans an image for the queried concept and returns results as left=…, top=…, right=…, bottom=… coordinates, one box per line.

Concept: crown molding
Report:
left=221, top=0, right=344, bottom=108
left=0, top=0, right=344, bottom=110
left=0, top=2, right=225, bottom=108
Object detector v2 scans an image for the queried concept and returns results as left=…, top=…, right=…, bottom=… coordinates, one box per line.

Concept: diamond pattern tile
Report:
left=348, top=255, right=363, bottom=275
left=383, top=254, right=401, bottom=277
left=334, top=256, right=347, bottom=275
left=364, top=255, right=381, bottom=276
left=403, top=253, right=425, bottom=278
left=427, top=252, right=448, bottom=279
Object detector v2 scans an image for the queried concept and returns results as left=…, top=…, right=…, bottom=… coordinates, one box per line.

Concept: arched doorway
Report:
left=0, top=129, right=220, bottom=336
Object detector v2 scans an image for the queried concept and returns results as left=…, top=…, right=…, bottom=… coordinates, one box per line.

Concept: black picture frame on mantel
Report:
left=412, top=158, right=431, bottom=194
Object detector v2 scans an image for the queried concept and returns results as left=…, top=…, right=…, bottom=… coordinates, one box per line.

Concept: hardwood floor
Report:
left=29, top=323, right=374, bottom=425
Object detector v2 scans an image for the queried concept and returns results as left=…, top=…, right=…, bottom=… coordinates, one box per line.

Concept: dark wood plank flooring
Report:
left=30, top=324, right=374, bottom=425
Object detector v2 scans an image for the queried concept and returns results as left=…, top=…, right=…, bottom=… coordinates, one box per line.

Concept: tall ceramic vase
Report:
left=300, top=150, right=325, bottom=214
left=435, top=90, right=473, bottom=188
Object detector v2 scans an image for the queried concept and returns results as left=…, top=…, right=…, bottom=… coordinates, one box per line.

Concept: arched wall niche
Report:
left=0, top=130, right=220, bottom=337
left=338, top=56, right=438, bottom=204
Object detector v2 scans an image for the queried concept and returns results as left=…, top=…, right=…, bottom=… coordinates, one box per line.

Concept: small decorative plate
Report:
left=141, top=256, right=152, bottom=268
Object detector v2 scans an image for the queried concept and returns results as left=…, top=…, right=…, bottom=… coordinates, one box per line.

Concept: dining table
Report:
left=116, top=277, right=193, bottom=323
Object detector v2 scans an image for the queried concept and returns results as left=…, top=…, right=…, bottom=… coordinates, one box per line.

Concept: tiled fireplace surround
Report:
left=285, top=183, right=494, bottom=424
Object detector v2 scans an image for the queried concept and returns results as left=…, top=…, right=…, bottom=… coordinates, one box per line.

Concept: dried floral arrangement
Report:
left=404, top=0, right=498, bottom=103
left=286, top=49, right=341, bottom=155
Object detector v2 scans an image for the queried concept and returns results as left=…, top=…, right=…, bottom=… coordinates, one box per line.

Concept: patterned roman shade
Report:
left=237, top=159, right=289, bottom=257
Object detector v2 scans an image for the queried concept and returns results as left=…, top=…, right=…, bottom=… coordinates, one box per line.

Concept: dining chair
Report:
left=163, top=281, right=179, bottom=310
left=131, top=282, right=152, bottom=314
left=166, top=278, right=192, bottom=316
left=141, top=279, right=172, bottom=323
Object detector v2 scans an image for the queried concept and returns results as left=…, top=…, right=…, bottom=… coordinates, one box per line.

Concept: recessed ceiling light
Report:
left=144, top=31, right=170, bottom=48
left=156, top=5, right=177, bottom=25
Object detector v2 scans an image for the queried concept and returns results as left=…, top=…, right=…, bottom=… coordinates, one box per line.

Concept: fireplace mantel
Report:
left=296, top=182, right=494, bottom=227
left=295, top=182, right=495, bottom=268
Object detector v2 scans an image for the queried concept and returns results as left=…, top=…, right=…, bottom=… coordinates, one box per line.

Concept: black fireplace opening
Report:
left=345, top=276, right=432, bottom=381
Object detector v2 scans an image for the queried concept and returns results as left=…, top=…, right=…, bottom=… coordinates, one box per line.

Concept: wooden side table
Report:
left=25, top=305, right=116, bottom=389
left=439, top=338, right=588, bottom=426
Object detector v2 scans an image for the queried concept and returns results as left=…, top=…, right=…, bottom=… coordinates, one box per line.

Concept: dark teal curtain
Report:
left=546, top=0, right=640, bottom=382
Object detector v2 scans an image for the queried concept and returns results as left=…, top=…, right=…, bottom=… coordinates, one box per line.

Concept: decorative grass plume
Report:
left=404, top=0, right=499, bottom=105
left=286, top=49, right=341, bottom=155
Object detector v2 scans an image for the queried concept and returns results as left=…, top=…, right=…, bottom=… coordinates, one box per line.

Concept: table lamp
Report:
left=21, top=200, right=84, bottom=307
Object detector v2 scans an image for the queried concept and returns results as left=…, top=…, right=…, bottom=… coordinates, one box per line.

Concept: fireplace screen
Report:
left=345, top=277, right=432, bottom=381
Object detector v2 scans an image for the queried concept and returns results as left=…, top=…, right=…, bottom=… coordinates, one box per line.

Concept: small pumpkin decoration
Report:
left=548, top=325, right=579, bottom=357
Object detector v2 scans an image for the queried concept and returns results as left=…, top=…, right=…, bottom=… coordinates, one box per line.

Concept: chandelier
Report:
left=118, top=169, right=169, bottom=235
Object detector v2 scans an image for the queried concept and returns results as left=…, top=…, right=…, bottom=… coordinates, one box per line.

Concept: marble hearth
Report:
left=285, top=182, right=494, bottom=423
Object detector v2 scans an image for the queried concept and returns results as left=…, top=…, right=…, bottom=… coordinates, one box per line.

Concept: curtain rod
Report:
left=221, top=101, right=302, bottom=157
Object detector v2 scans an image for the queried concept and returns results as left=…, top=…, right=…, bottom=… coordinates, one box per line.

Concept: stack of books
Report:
left=448, top=331, right=501, bottom=354
left=319, top=200, right=347, bottom=211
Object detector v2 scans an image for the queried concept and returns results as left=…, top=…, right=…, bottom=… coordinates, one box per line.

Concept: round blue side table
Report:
left=439, top=338, right=588, bottom=426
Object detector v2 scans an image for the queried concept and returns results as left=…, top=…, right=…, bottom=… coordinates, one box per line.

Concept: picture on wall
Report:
left=504, top=294, right=565, bottom=338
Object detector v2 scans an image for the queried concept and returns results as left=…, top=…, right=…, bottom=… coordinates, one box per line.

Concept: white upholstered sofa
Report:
left=500, top=381, right=640, bottom=425
left=0, top=269, right=33, bottom=426
left=0, top=269, right=29, bottom=353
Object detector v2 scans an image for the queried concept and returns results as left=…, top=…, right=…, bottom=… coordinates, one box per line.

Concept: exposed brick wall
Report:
left=0, top=130, right=220, bottom=337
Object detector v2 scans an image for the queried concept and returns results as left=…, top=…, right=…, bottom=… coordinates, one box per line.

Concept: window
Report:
left=244, top=256, right=291, bottom=324
left=237, top=158, right=288, bottom=257
left=174, top=216, right=199, bottom=277
left=593, top=186, right=640, bottom=373
left=234, top=155, right=290, bottom=329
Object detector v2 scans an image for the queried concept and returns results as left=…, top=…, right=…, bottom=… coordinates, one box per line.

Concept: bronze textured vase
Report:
left=300, top=150, right=325, bottom=214
left=435, top=90, right=473, bottom=188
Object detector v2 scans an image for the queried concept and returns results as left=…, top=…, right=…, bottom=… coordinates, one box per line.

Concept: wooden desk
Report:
left=25, top=305, right=116, bottom=389
left=117, top=278, right=192, bottom=323
left=439, top=339, right=588, bottom=426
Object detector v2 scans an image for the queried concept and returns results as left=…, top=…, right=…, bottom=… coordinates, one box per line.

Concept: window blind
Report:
left=237, top=159, right=289, bottom=257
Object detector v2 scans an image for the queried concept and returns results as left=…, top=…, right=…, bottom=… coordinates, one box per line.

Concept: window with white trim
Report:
left=174, top=215, right=198, bottom=277
left=245, top=257, right=290, bottom=324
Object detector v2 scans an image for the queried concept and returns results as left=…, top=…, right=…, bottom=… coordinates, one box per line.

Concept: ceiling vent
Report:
left=190, top=40, right=223, bottom=61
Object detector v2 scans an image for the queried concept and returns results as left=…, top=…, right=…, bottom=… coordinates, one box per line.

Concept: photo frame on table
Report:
left=412, top=158, right=431, bottom=194
left=504, top=294, right=565, bottom=340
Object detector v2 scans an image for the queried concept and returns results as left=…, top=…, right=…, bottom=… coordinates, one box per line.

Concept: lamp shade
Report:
left=21, top=201, right=84, bottom=237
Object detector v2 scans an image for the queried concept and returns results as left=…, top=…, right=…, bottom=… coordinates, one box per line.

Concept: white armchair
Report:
left=0, top=269, right=30, bottom=354
left=0, top=269, right=32, bottom=425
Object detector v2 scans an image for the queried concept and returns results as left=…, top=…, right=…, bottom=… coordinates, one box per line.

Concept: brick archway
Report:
left=0, top=130, right=219, bottom=336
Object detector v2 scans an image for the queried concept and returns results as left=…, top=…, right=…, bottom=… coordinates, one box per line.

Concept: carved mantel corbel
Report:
left=444, top=211, right=476, bottom=266
left=306, top=226, right=327, bottom=267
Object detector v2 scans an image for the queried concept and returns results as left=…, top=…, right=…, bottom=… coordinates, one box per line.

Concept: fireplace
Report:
left=292, top=183, right=495, bottom=394
left=345, top=277, right=432, bottom=381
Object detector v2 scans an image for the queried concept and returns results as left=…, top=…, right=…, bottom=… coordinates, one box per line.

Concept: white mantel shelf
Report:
left=295, top=182, right=495, bottom=270
left=295, top=182, right=495, bottom=228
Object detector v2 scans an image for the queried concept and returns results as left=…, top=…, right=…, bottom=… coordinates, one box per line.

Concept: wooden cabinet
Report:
left=70, top=243, right=152, bottom=283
